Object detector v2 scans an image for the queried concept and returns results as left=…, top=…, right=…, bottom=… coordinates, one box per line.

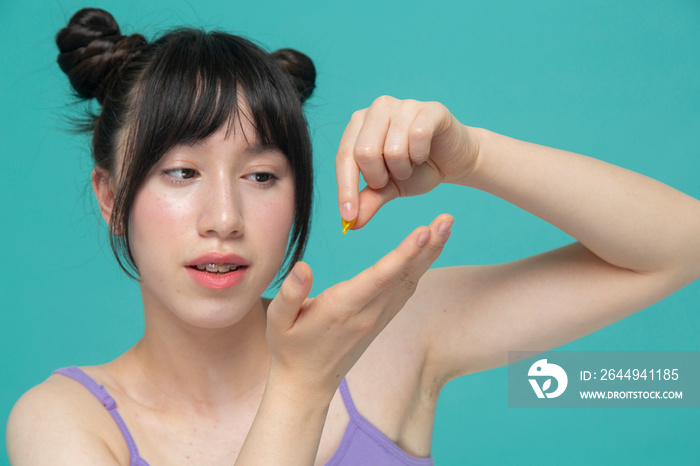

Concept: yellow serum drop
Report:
left=341, top=218, right=356, bottom=235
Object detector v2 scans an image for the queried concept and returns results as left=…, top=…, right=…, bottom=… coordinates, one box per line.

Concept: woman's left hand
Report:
left=335, top=96, right=478, bottom=229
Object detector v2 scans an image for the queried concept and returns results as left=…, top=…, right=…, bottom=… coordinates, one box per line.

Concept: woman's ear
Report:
left=91, top=167, right=118, bottom=232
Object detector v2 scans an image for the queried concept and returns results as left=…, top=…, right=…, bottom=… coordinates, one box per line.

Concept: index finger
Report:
left=335, top=109, right=365, bottom=223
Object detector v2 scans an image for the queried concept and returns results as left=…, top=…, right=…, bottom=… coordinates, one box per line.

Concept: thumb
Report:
left=354, top=163, right=443, bottom=230
left=353, top=183, right=399, bottom=229
left=268, top=261, right=313, bottom=331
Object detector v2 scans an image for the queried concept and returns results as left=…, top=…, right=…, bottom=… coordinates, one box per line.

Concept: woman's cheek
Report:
left=251, top=189, right=295, bottom=249
left=129, top=185, right=192, bottom=266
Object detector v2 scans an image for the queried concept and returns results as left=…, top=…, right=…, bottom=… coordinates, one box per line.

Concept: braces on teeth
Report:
left=194, top=263, right=240, bottom=273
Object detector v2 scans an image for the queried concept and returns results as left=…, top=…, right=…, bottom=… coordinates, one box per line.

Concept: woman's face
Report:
left=127, top=117, right=296, bottom=329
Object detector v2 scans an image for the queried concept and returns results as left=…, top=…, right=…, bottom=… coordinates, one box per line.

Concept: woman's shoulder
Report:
left=6, top=368, right=129, bottom=465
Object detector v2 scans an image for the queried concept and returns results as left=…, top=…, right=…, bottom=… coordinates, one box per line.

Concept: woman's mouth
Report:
left=190, top=263, right=241, bottom=274
left=186, top=262, right=247, bottom=289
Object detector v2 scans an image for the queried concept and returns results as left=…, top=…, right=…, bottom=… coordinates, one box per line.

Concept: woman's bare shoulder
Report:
left=6, top=371, right=127, bottom=465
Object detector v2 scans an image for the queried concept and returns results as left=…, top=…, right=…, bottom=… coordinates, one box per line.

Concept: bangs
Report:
left=127, top=29, right=298, bottom=158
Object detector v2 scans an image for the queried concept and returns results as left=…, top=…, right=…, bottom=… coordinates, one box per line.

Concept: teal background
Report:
left=1, top=0, right=699, bottom=464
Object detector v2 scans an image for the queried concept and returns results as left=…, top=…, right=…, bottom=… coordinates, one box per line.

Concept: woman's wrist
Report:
left=446, top=125, right=489, bottom=188
left=265, top=365, right=338, bottom=408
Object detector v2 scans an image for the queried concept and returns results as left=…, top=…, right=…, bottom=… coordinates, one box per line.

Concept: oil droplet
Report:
left=341, top=218, right=356, bottom=235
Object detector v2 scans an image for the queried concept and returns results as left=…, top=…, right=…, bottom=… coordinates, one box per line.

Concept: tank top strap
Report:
left=330, top=378, right=434, bottom=465
left=53, top=367, right=149, bottom=466
left=338, top=378, right=360, bottom=418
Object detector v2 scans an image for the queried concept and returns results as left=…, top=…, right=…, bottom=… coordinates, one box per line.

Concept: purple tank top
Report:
left=54, top=367, right=433, bottom=465
left=326, top=379, right=434, bottom=465
left=53, top=367, right=148, bottom=466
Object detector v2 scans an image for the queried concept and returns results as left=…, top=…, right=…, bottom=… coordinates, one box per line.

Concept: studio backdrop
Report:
left=1, top=1, right=699, bottom=464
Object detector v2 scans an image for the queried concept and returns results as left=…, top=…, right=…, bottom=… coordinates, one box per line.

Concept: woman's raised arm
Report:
left=335, top=96, right=700, bottom=385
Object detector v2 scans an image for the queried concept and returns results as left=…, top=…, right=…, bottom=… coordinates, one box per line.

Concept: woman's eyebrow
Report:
left=245, top=143, right=284, bottom=157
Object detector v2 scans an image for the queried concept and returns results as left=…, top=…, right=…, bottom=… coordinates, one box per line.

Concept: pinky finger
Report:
left=408, top=102, right=449, bottom=165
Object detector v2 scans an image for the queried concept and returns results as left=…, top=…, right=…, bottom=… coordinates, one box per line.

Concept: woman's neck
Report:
left=113, top=296, right=272, bottom=412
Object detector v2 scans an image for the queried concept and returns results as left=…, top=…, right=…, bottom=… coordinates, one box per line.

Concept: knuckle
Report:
left=398, top=266, right=418, bottom=291
left=423, top=100, right=445, bottom=116
left=403, top=279, right=418, bottom=292
left=373, top=95, right=396, bottom=107
left=383, top=145, right=405, bottom=160
left=350, top=109, right=366, bottom=122
left=279, top=286, right=298, bottom=304
left=409, top=124, right=431, bottom=142
left=433, top=101, right=449, bottom=115
left=372, top=273, right=393, bottom=291
left=400, top=274, right=418, bottom=291
left=433, top=102, right=452, bottom=124
left=391, top=169, right=412, bottom=182
left=366, top=172, right=389, bottom=189
left=425, top=239, right=445, bottom=257
left=354, top=144, right=378, bottom=162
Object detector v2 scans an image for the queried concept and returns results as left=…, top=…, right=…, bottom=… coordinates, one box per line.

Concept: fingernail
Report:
left=291, top=264, right=306, bottom=285
left=441, top=230, right=451, bottom=246
left=341, top=202, right=355, bottom=220
left=417, top=230, right=430, bottom=247
left=438, top=219, right=453, bottom=236
left=341, top=218, right=356, bottom=235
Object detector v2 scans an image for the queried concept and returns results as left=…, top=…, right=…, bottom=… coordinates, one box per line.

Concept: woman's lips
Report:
left=185, top=265, right=247, bottom=289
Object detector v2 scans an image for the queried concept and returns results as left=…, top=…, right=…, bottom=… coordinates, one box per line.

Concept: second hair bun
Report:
left=270, top=48, right=316, bottom=103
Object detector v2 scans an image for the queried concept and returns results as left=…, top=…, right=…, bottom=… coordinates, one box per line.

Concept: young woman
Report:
left=6, top=7, right=700, bottom=466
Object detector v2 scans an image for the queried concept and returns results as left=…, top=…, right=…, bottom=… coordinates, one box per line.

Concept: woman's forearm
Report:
left=462, top=128, right=700, bottom=281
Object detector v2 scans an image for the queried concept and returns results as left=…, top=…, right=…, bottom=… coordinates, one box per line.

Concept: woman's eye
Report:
left=246, top=172, right=278, bottom=185
left=164, top=168, right=197, bottom=180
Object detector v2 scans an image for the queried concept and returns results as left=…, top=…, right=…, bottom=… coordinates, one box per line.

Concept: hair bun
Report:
left=56, top=8, right=146, bottom=103
left=270, top=48, right=316, bottom=103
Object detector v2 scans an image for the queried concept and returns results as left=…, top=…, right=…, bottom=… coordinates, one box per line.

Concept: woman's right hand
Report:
left=335, top=96, right=479, bottom=230
left=265, top=213, right=453, bottom=399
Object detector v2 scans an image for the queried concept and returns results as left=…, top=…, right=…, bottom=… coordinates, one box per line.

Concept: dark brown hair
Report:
left=56, top=8, right=315, bottom=282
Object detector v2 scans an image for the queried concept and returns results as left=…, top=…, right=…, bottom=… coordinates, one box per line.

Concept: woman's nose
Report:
left=197, top=177, right=244, bottom=239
